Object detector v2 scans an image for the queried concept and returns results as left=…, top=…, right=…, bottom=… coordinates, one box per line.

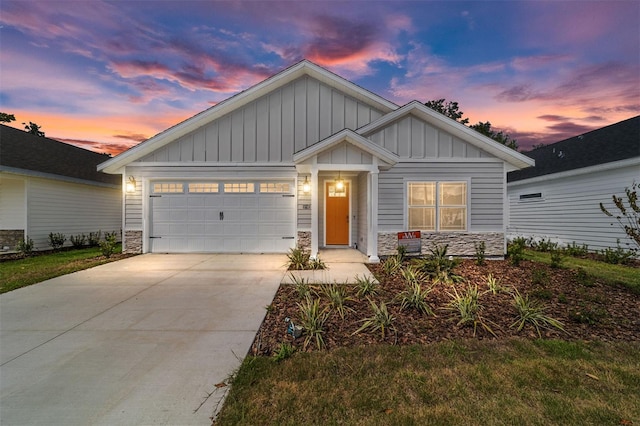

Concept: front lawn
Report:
left=0, top=245, right=132, bottom=294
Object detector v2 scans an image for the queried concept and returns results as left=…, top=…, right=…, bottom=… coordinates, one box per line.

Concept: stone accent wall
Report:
left=124, top=230, right=143, bottom=254
left=0, top=230, right=24, bottom=251
left=297, top=231, right=311, bottom=252
left=378, top=232, right=504, bottom=257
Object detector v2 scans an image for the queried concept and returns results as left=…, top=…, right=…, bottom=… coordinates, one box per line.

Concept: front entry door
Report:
left=325, top=181, right=349, bottom=245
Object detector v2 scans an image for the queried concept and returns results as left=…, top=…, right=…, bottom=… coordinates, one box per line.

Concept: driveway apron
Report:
left=0, top=253, right=286, bottom=425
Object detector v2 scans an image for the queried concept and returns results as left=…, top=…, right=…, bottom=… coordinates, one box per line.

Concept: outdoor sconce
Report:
left=125, top=176, right=137, bottom=193
left=302, top=176, right=311, bottom=194
left=335, top=171, right=345, bottom=191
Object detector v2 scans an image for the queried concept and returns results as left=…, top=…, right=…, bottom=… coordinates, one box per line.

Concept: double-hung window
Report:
left=408, top=181, right=467, bottom=231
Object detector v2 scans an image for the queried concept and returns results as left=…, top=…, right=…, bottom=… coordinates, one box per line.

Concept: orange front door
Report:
left=325, top=181, right=349, bottom=245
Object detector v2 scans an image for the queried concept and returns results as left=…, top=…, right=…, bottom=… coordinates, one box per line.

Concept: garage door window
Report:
left=188, top=183, right=219, bottom=193
left=224, top=182, right=255, bottom=193
left=260, top=182, right=291, bottom=193
left=153, top=183, right=184, bottom=193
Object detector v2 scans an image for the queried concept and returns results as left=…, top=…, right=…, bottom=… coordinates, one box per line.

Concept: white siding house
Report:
left=99, top=60, right=534, bottom=261
left=0, top=125, right=122, bottom=251
left=507, top=116, right=640, bottom=252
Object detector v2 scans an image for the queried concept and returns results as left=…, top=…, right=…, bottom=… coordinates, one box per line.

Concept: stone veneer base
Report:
left=297, top=231, right=311, bottom=252
left=377, top=232, right=504, bottom=257
left=124, top=230, right=143, bottom=254
left=0, top=229, right=24, bottom=250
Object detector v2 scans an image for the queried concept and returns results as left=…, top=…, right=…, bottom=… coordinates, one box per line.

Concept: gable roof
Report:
left=0, top=124, right=120, bottom=186
left=508, top=116, right=640, bottom=182
left=293, top=129, right=399, bottom=167
left=358, top=101, right=535, bottom=170
left=99, top=60, right=399, bottom=174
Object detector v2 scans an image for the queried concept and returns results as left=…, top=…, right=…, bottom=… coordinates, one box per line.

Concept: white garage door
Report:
left=149, top=181, right=296, bottom=253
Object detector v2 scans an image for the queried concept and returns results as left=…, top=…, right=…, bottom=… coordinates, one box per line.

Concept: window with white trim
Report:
left=188, top=183, right=219, bottom=193
left=152, top=183, right=184, bottom=193
left=259, top=182, right=291, bottom=193
left=223, top=182, right=255, bottom=193
left=408, top=181, right=467, bottom=231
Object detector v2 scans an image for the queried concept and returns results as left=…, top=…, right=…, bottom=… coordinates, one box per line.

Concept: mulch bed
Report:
left=252, top=258, right=640, bottom=355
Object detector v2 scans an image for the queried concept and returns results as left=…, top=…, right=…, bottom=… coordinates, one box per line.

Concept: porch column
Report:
left=310, top=167, right=319, bottom=259
left=368, top=169, right=380, bottom=263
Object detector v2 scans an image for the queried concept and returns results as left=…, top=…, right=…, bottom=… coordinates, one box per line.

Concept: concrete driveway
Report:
left=0, top=254, right=286, bottom=425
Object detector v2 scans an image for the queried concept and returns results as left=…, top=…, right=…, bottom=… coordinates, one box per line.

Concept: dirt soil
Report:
left=252, top=259, right=640, bottom=355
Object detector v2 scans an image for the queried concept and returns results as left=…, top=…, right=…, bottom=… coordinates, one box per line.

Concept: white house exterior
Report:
left=507, top=116, right=640, bottom=252
left=0, top=125, right=122, bottom=251
left=99, top=60, right=534, bottom=261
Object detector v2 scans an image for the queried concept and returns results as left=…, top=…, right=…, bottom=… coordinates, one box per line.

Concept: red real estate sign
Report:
left=397, top=231, right=421, bottom=254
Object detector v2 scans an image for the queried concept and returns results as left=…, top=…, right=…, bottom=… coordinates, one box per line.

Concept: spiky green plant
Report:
left=511, top=289, right=565, bottom=337
left=485, top=273, right=504, bottom=295
left=397, top=281, right=435, bottom=316
left=319, top=282, right=354, bottom=319
left=297, top=297, right=329, bottom=350
left=382, top=255, right=402, bottom=277
left=289, top=273, right=313, bottom=299
left=354, top=299, right=396, bottom=340
left=445, top=284, right=496, bottom=337
left=355, top=275, right=379, bottom=298
left=286, top=247, right=311, bottom=270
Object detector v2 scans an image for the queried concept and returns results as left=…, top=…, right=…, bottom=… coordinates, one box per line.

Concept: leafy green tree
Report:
left=424, top=99, right=469, bottom=124
left=23, top=121, right=45, bottom=137
left=425, top=99, right=518, bottom=151
left=0, top=112, right=16, bottom=123
left=600, top=182, right=640, bottom=250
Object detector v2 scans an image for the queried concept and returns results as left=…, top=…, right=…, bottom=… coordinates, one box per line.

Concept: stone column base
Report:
left=297, top=231, right=311, bottom=252
left=124, top=230, right=143, bottom=254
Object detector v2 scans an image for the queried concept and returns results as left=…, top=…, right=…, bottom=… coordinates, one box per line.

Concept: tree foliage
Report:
left=425, top=98, right=518, bottom=150
left=600, top=182, right=640, bottom=250
left=0, top=112, right=16, bottom=123
left=23, top=121, right=45, bottom=137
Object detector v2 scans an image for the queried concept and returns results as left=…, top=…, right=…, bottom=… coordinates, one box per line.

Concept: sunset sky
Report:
left=1, top=0, right=638, bottom=155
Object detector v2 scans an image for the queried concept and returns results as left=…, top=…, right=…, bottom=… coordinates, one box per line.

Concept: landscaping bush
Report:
left=70, top=234, right=87, bottom=248
left=99, top=233, right=118, bottom=258
left=16, top=236, right=34, bottom=257
left=48, top=232, right=66, bottom=250
left=87, top=231, right=102, bottom=247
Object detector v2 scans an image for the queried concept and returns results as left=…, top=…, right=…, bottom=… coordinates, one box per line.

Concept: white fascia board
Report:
left=358, top=101, right=536, bottom=170
left=99, top=60, right=398, bottom=174
left=508, top=156, right=640, bottom=188
left=0, top=166, right=120, bottom=189
left=292, top=129, right=399, bottom=165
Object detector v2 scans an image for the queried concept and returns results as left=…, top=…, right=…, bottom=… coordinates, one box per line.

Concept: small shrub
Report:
left=485, top=273, right=504, bottom=295
left=474, top=241, right=486, bottom=266
left=507, top=238, right=526, bottom=266
left=445, top=284, right=496, bottom=337
left=16, top=236, right=34, bottom=257
left=87, top=231, right=102, bottom=247
left=297, top=297, right=329, bottom=350
left=99, top=233, right=118, bottom=258
left=564, top=242, right=589, bottom=257
left=531, top=268, right=549, bottom=286
left=354, top=299, right=396, bottom=340
left=568, top=304, right=606, bottom=325
left=511, top=289, right=564, bottom=337
left=533, top=237, right=558, bottom=252
left=48, top=232, right=66, bottom=250
left=289, top=274, right=313, bottom=299
left=599, top=240, right=636, bottom=265
left=396, top=245, right=407, bottom=262
left=412, top=244, right=463, bottom=284
left=531, top=288, right=553, bottom=300
left=319, top=283, right=354, bottom=319
left=550, top=249, right=563, bottom=268
left=272, top=342, right=296, bottom=362
left=382, top=255, right=402, bottom=277
left=70, top=234, right=86, bottom=248
left=355, top=275, right=379, bottom=298
left=308, top=257, right=326, bottom=270
left=396, top=280, right=434, bottom=316
left=557, top=293, right=568, bottom=304
left=575, top=268, right=595, bottom=287
left=286, top=247, right=310, bottom=270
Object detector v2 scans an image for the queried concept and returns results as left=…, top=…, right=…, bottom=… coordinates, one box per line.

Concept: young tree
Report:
left=600, top=182, right=640, bottom=250
left=0, top=112, right=16, bottom=123
left=424, top=99, right=469, bottom=124
left=469, top=121, right=518, bottom=150
left=23, top=121, right=45, bottom=137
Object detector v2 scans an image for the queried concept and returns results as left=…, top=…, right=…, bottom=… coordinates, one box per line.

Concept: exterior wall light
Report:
left=125, top=176, right=137, bottom=193
left=335, top=171, right=345, bottom=191
left=302, top=176, right=311, bottom=194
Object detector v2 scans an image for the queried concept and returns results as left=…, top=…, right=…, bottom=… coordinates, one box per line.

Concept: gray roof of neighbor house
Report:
left=0, top=124, right=120, bottom=185
left=508, top=116, right=640, bottom=182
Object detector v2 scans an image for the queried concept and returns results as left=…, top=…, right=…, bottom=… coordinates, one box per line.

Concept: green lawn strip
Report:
left=215, top=339, right=640, bottom=426
left=524, top=249, right=640, bottom=293
left=0, top=245, right=123, bottom=294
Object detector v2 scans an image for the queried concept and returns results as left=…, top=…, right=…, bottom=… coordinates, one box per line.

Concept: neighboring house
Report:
left=507, top=116, right=640, bottom=252
left=99, top=60, right=534, bottom=261
left=0, top=125, right=122, bottom=251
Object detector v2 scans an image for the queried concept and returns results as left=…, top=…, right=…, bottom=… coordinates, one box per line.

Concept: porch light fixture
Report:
left=336, top=171, right=345, bottom=191
left=302, top=176, right=311, bottom=194
left=125, top=176, right=137, bottom=193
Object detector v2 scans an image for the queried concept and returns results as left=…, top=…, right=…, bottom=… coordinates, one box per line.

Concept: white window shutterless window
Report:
left=408, top=182, right=467, bottom=231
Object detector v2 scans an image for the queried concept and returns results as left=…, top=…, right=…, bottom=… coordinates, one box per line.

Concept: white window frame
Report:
left=405, top=179, right=469, bottom=232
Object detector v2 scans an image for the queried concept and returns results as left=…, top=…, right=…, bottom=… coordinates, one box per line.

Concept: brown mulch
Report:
left=252, top=259, right=640, bottom=355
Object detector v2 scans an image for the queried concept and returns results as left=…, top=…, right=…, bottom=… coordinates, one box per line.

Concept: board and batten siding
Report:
left=0, top=176, right=26, bottom=229
left=137, top=76, right=384, bottom=164
left=367, top=115, right=492, bottom=159
left=378, top=162, right=504, bottom=231
left=508, top=162, right=639, bottom=252
left=25, top=177, right=122, bottom=250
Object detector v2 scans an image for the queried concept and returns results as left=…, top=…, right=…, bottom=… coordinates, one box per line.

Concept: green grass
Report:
left=0, top=245, right=124, bottom=294
left=524, top=249, right=640, bottom=293
left=216, top=339, right=640, bottom=425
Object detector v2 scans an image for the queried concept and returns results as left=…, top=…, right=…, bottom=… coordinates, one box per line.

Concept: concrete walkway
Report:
left=282, top=248, right=378, bottom=284
left=0, top=254, right=286, bottom=425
